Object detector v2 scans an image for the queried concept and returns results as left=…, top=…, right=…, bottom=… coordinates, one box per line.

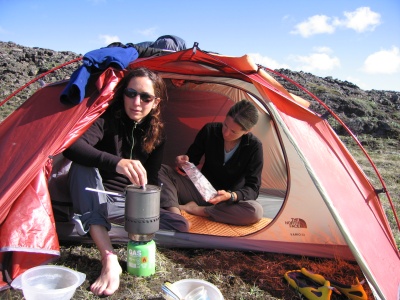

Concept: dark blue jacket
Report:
left=61, top=47, right=138, bottom=104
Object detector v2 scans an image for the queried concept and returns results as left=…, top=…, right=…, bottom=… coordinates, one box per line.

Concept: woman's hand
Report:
left=116, top=159, right=147, bottom=187
left=175, top=155, right=189, bottom=168
left=208, top=190, right=232, bottom=205
left=174, top=155, right=189, bottom=176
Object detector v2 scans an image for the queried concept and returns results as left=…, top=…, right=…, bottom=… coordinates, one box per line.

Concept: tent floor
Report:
left=55, top=194, right=284, bottom=244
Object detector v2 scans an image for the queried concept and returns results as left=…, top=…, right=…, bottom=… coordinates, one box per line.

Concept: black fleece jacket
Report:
left=187, top=123, right=263, bottom=202
left=63, top=108, right=165, bottom=192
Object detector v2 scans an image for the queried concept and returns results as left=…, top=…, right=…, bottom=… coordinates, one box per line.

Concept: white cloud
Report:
left=334, top=7, right=381, bottom=32
left=291, top=7, right=381, bottom=37
left=362, top=46, right=400, bottom=74
left=290, top=15, right=335, bottom=37
left=346, top=76, right=368, bottom=90
left=136, top=27, right=158, bottom=37
left=248, top=53, right=290, bottom=69
left=99, top=34, right=120, bottom=46
left=249, top=49, right=340, bottom=73
left=290, top=52, right=340, bottom=72
left=313, top=46, right=333, bottom=54
left=282, top=14, right=296, bottom=23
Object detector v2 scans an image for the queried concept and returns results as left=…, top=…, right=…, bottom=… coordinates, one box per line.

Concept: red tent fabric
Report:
left=0, top=68, right=124, bottom=289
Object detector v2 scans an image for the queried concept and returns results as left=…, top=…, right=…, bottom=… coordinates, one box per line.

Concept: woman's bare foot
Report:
left=90, top=253, right=122, bottom=296
left=179, top=201, right=209, bottom=217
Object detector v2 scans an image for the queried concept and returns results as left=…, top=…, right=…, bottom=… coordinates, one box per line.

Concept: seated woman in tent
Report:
left=63, top=67, right=188, bottom=296
left=159, top=99, right=264, bottom=229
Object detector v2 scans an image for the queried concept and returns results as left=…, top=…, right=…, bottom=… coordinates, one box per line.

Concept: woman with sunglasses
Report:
left=63, top=67, right=188, bottom=296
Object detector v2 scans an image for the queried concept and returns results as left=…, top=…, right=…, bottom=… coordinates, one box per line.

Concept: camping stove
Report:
left=124, top=184, right=160, bottom=242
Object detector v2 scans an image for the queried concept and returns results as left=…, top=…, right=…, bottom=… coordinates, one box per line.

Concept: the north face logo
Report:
left=286, top=218, right=307, bottom=228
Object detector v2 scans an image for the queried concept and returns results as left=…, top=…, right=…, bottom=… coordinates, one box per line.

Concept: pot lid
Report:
left=125, top=184, right=160, bottom=193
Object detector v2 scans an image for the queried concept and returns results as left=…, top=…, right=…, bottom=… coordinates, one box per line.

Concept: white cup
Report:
left=185, top=286, right=209, bottom=300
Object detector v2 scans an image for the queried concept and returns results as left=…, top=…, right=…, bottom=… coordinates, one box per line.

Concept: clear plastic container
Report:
left=12, top=265, right=86, bottom=300
left=170, top=279, right=224, bottom=300
left=185, top=286, right=209, bottom=300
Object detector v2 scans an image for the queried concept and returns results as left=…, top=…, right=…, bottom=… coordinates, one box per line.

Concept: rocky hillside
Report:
left=1, top=41, right=399, bottom=143
left=275, top=69, right=400, bottom=141
left=0, top=41, right=80, bottom=118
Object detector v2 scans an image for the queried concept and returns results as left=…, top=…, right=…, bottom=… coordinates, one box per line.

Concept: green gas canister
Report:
left=127, top=240, right=156, bottom=276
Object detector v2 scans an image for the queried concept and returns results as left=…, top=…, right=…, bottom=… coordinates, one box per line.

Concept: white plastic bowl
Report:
left=17, top=265, right=86, bottom=300
left=171, top=279, right=224, bottom=300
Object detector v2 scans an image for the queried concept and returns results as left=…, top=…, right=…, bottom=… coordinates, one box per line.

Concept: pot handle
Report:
left=85, top=187, right=124, bottom=197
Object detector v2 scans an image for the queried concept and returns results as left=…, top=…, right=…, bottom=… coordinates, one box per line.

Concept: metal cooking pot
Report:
left=124, top=184, right=160, bottom=241
left=85, top=185, right=161, bottom=241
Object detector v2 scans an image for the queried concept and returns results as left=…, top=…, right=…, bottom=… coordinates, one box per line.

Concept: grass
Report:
left=341, top=135, right=400, bottom=244
left=0, top=244, right=371, bottom=300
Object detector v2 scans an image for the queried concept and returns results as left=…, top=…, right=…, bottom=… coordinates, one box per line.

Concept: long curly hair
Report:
left=112, top=67, right=168, bottom=153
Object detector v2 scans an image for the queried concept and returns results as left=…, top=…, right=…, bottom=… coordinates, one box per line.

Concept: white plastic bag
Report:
left=181, top=162, right=217, bottom=202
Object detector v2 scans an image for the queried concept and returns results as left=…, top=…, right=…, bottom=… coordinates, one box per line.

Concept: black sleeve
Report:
left=186, top=125, right=208, bottom=166
left=235, top=140, right=263, bottom=201
left=63, top=118, right=120, bottom=171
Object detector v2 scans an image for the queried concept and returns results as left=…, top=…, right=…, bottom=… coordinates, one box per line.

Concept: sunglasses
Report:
left=123, top=88, right=158, bottom=103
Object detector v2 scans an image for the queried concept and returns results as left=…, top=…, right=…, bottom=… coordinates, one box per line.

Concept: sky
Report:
left=0, top=0, right=399, bottom=92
